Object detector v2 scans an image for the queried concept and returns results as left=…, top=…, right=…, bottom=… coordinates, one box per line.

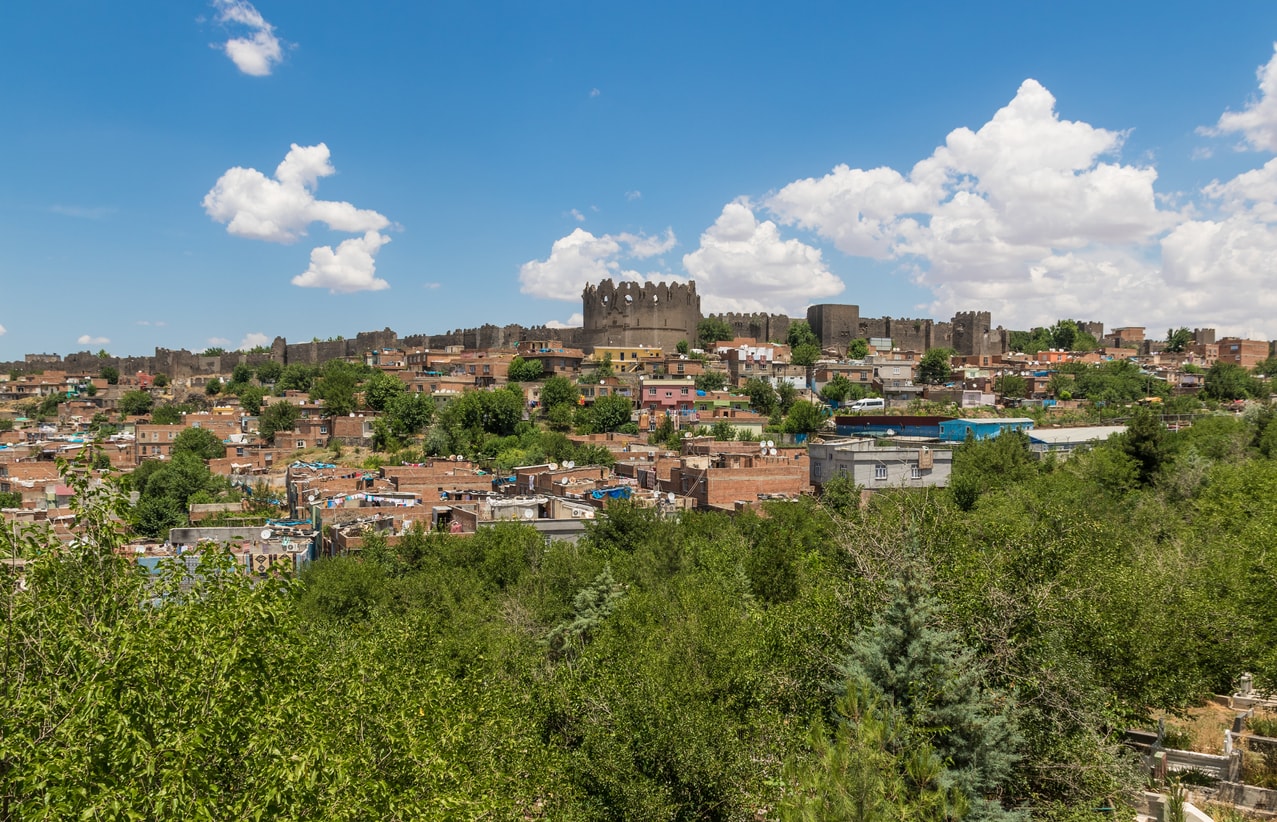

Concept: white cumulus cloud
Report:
left=78, top=335, right=110, bottom=346
left=545, top=313, right=584, bottom=329
left=207, top=337, right=232, bottom=347
left=0, top=324, right=6, bottom=337
left=205, top=144, right=397, bottom=293
left=683, top=199, right=843, bottom=314
left=213, top=0, right=285, bottom=77
left=292, top=231, right=392, bottom=294
left=204, top=143, right=390, bottom=243
left=767, top=78, right=1180, bottom=330
left=238, top=332, right=272, bottom=350
left=519, top=228, right=678, bottom=301
left=1209, top=43, right=1277, bottom=152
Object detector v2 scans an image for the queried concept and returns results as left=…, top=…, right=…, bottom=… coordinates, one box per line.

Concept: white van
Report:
left=848, top=397, right=885, bottom=412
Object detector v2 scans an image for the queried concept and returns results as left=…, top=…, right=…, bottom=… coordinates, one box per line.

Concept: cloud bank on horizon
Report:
left=203, top=143, right=395, bottom=294
left=523, top=45, right=1277, bottom=340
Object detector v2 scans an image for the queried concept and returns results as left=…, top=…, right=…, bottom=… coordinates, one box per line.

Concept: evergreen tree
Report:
left=834, top=581, right=1024, bottom=821
left=545, top=565, right=625, bottom=660
left=781, top=682, right=967, bottom=821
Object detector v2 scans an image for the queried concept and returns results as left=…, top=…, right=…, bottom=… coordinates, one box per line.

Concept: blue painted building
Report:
left=937, top=417, right=1034, bottom=442
left=834, top=415, right=1034, bottom=442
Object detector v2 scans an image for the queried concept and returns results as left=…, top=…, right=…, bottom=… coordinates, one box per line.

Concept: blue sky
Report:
left=4, top=1, right=1277, bottom=360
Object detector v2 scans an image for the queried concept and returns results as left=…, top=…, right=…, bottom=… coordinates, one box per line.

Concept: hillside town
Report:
left=3, top=280, right=1273, bottom=565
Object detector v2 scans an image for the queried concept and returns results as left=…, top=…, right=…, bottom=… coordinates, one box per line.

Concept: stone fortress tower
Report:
left=581, top=279, right=701, bottom=353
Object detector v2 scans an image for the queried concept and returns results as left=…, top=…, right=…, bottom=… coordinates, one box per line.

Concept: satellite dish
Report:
left=260, top=529, right=273, bottom=540
left=667, top=492, right=676, bottom=503
left=548, top=462, right=559, bottom=471
left=766, top=440, right=775, bottom=449
left=565, top=460, right=575, bottom=469
left=769, top=448, right=778, bottom=456
left=522, top=509, right=534, bottom=520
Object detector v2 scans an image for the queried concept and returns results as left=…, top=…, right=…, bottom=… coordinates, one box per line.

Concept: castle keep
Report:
left=581, top=279, right=700, bottom=353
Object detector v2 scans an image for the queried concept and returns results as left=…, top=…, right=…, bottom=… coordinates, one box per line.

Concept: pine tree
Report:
left=834, top=580, right=1025, bottom=821
left=780, top=681, right=967, bottom=821
left=545, top=565, right=625, bottom=660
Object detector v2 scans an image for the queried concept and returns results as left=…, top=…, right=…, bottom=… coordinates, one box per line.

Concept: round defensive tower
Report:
left=581, top=279, right=701, bottom=353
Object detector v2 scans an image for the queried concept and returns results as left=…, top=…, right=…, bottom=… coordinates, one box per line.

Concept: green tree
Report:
left=545, top=565, right=625, bottom=660
left=150, top=403, right=186, bottom=425
left=776, top=382, right=799, bottom=414
left=993, top=374, right=1028, bottom=399
left=744, top=378, right=777, bottom=416
left=100, top=365, right=119, bottom=384
left=695, top=371, right=728, bottom=392
left=949, top=430, right=1036, bottom=511
left=231, top=363, right=253, bottom=384
left=258, top=400, right=300, bottom=444
left=201, top=346, right=227, bottom=356
left=278, top=363, right=320, bottom=393
left=255, top=359, right=283, bottom=384
left=780, top=683, right=966, bottom=821
left=1117, top=407, right=1168, bottom=486
left=820, top=374, right=854, bottom=406
left=676, top=340, right=690, bottom=355
left=710, top=420, right=737, bottom=441
left=784, top=400, right=825, bottom=435
left=363, top=370, right=406, bottom=412
left=1165, top=327, right=1193, bottom=353
left=591, top=352, right=616, bottom=379
left=0, top=490, right=22, bottom=508
left=835, top=581, right=1023, bottom=821
left=152, top=372, right=169, bottom=388
left=848, top=338, right=870, bottom=359
left=310, top=361, right=360, bottom=417
left=118, top=389, right=154, bottom=416
left=205, top=377, right=223, bottom=396
left=133, top=452, right=229, bottom=537
left=1047, top=319, right=1098, bottom=352
left=172, top=427, right=226, bottom=462
left=546, top=402, right=576, bottom=432
left=238, top=385, right=267, bottom=416
left=541, top=375, right=580, bottom=411
left=382, top=391, right=435, bottom=440
left=507, top=356, right=544, bottom=382
left=787, top=320, right=819, bottom=350
left=919, top=348, right=955, bottom=385
left=697, top=316, right=733, bottom=348
left=791, top=343, right=821, bottom=367
left=587, top=393, right=633, bottom=433
left=1203, top=361, right=1258, bottom=401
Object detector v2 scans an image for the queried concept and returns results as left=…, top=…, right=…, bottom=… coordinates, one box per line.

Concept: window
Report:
left=649, top=388, right=657, bottom=396
left=320, top=426, right=328, bottom=434
left=680, top=388, right=689, bottom=395
left=910, top=466, right=922, bottom=480
left=297, top=440, right=305, bottom=448
left=874, top=464, right=887, bottom=481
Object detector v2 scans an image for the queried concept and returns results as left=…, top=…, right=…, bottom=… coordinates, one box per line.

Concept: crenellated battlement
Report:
left=581, top=278, right=701, bottom=352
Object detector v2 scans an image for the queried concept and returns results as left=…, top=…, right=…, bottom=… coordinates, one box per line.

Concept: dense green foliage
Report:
left=507, top=355, right=544, bottom=382
left=919, top=347, right=955, bottom=385
left=117, top=389, right=154, bottom=417
left=8, top=411, right=1277, bottom=818
left=258, top=399, right=300, bottom=444
left=172, top=426, right=226, bottom=461
left=697, top=316, right=733, bottom=348
left=1009, top=320, right=1100, bottom=355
